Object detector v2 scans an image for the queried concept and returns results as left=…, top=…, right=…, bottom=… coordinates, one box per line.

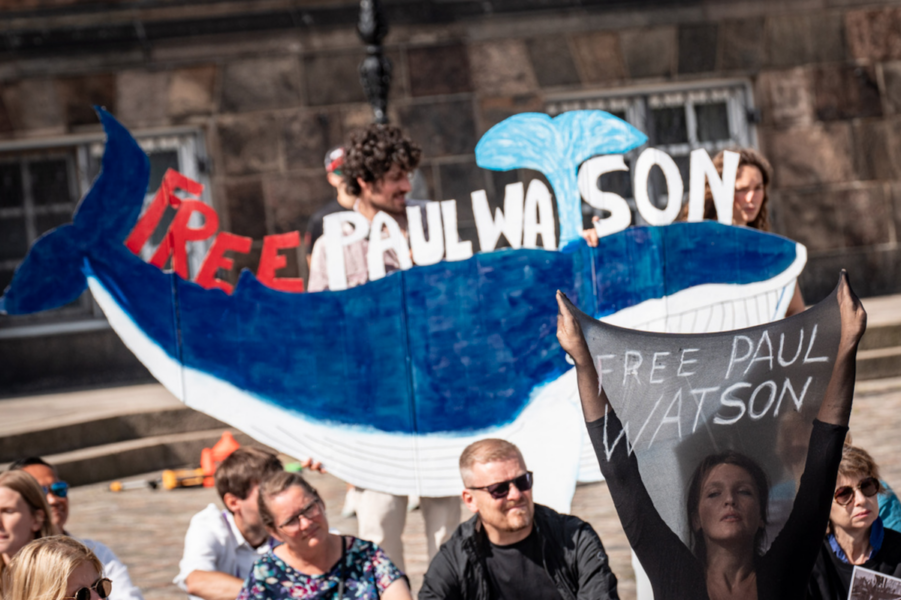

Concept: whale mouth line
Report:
left=85, top=268, right=586, bottom=497
left=600, top=243, right=806, bottom=333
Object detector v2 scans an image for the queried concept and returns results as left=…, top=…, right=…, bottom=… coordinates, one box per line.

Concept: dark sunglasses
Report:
left=469, top=472, right=534, bottom=500
left=64, top=578, right=112, bottom=600
left=41, top=481, right=69, bottom=498
left=834, top=476, right=880, bottom=506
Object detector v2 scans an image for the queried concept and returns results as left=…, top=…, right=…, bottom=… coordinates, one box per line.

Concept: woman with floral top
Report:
left=237, top=471, right=411, bottom=600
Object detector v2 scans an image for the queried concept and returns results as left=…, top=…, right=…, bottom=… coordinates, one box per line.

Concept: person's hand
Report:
left=556, top=290, right=592, bottom=367
left=301, top=458, right=326, bottom=474
left=837, top=270, right=866, bottom=351
left=580, top=216, right=601, bottom=248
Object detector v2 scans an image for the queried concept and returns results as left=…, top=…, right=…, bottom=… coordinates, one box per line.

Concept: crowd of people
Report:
left=1, top=123, right=899, bottom=600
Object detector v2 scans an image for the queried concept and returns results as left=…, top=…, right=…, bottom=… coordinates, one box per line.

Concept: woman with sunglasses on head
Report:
left=0, top=470, right=59, bottom=575
left=807, top=445, right=901, bottom=600
left=1, top=536, right=112, bottom=600
left=557, top=271, right=866, bottom=600
left=238, top=471, right=411, bottom=600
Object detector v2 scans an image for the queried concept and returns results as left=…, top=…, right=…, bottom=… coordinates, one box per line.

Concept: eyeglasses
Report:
left=468, top=472, right=534, bottom=500
left=834, top=476, right=880, bottom=506
left=278, top=499, right=323, bottom=532
left=63, top=578, right=112, bottom=600
left=42, top=481, right=69, bottom=498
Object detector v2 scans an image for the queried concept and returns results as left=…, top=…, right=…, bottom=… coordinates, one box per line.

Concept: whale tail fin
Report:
left=0, top=108, right=149, bottom=315
left=475, top=110, right=647, bottom=246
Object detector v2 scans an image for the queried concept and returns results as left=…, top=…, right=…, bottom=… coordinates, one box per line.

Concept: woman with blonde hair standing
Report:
left=0, top=470, right=58, bottom=573
left=2, top=536, right=112, bottom=600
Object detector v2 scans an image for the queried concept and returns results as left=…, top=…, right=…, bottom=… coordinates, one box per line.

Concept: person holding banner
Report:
left=555, top=271, right=866, bottom=600
left=684, top=147, right=805, bottom=318
left=306, top=123, right=460, bottom=573
left=807, top=445, right=901, bottom=600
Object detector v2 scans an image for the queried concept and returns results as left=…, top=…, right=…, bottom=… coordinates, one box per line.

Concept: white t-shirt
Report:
left=173, top=504, right=275, bottom=600
left=78, top=538, right=144, bottom=600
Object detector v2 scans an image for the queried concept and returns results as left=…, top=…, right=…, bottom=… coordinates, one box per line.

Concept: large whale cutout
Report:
left=1, top=110, right=805, bottom=511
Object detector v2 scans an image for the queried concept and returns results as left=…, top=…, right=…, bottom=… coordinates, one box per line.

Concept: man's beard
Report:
left=494, top=504, right=533, bottom=532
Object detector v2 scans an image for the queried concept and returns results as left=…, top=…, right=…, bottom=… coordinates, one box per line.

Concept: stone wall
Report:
left=2, top=0, right=901, bottom=300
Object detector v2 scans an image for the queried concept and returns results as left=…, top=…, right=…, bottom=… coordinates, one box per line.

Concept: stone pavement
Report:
left=60, top=377, right=901, bottom=600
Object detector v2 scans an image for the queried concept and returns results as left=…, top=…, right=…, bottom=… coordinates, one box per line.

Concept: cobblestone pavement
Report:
left=65, top=380, right=901, bottom=600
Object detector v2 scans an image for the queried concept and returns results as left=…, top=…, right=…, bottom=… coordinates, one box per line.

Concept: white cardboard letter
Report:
left=634, top=148, right=684, bottom=226
left=688, top=149, right=739, bottom=224
left=472, top=184, right=524, bottom=251
left=407, top=203, right=444, bottom=266
left=577, top=155, right=632, bottom=238
left=367, top=212, right=413, bottom=281
left=324, top=211, right=370, bottom=291
left=523, top=180, right=557, bottom=250
left=441, top=200, right=474, bottom=261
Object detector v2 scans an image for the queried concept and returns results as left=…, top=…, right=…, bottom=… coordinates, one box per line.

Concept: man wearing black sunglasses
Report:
left=419, top=439, right=619, bottom=600
left=10, top=456, right=144, bottom=600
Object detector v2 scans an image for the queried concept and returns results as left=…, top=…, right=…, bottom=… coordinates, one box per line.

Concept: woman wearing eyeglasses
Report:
left=807, top=445, right=901, bottom=600
left=238, top=471, right=412, bottom=600
left=0, top=471, right=59, bottom=576
left=1, top=536, right=111, bottom=600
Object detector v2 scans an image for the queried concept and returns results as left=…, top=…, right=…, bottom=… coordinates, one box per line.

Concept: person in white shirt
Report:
left=10, top=457, right=144, bottom=600
left=307, top=124, right=461, bottom=572
left=173, top=447, right=284, bottom=600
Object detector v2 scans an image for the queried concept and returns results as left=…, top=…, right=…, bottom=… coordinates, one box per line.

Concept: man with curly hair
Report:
left=306, top=123, right=461, bottom=572
left=308, top=123, right=427, bottom=292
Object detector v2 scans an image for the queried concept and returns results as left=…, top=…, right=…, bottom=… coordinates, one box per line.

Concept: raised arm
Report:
left=556, top=290, right=610, bottom=423
left=816, top=271, right=866, bottom=427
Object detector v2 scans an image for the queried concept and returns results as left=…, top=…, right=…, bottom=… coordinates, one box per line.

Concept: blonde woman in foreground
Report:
left=1, top=536, right=112, bottom=600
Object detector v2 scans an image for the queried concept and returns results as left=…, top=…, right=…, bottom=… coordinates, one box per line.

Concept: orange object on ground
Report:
left=211, top=431, right=241, bottom=463
left=161, top=468, right=205, bottom=490
left=200, top=431, right=241, bottom=486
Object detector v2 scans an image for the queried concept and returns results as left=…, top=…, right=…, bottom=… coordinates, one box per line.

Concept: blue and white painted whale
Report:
left=0, top=109, right=805, bottom=509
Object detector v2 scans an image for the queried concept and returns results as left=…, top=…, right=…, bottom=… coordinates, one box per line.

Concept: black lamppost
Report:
left=357, top=0, right=391, bottom=124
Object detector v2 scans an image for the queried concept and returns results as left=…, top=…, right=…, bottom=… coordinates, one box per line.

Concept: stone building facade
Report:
left=1, top=0, right=900, bottom=392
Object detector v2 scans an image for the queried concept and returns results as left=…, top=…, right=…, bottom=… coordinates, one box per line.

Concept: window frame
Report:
left=0, top=126, right=210, bottom=340
left=546, top=79, right=759, bottom=224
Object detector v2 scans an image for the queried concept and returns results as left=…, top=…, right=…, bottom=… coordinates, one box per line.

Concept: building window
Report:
left=546, top=81, right=757, bottom=226
left=0, top=129, right=210, bottom=338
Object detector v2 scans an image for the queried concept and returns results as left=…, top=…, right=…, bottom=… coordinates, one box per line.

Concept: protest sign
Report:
left=561, top=285, right=840, bottom=544
left=0, top=108, right=806, bottom=511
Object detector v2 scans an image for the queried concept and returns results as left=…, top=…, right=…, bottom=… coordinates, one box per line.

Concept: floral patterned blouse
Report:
left=237, top=536, right=405, bottom=600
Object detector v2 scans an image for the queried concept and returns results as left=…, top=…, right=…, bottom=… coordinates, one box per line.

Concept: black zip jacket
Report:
left=418, top=503, right=619, bottom=600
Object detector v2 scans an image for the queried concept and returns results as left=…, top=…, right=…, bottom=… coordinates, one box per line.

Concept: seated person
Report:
left=0, top=535, right=112, bottom=600
left=419, top=439, right=619, bottom=600
left=10, top=457, right=141, bottom=600
left=0, top=470, right=57, bottom=573
left=239, top=470, right=411, bottom=600
left=174, top=447, right=283, bottom=600
left=1, top=536, right=111, bottom=600
left=808, top=444, right=901, bottom=599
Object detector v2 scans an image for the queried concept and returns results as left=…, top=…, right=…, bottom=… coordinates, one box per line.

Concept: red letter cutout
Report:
left=149, top=200, right=219, bottom=279
left=195, top=232, right=253, bottom=294
left=257, top=232, right=305, bottom=293
left=124, top=169, right=204, bottom=255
